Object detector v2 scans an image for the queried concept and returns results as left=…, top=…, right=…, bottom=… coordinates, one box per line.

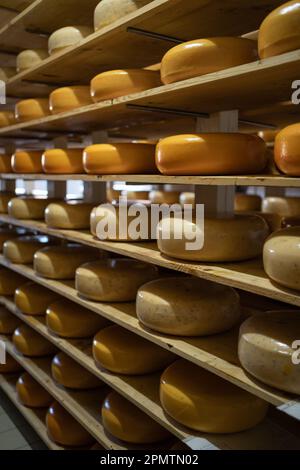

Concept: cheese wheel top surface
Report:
left=235, top=194, right=262, bottom=212
left=3, top=235, right=50, bottom=264
left=52, top=352, right=101, bottom=389
left=0, top=154, right=12, bottom=173
left=0, top=353, right=22, bottom=374
left=49, top=86, right=92, bottom=114
left=11, top=150, right=43, bottom=174
left=48, top=26, right=93, bottom=55
left=16, top=49, right=48, bottom=72
left=274, top=123, right=300, bottom=176
left=15, top=98, right=50, bottom=122
left=42, top=148, right=84, bottom=174
left=17, top=372, right=52, bottom=408
left=8, top=197, right=52, bottom=220
left=0, top=306, right=20, bottom=334
left=94, top=0, right=152, bottom=30
left=0, top=111, right=15, bottom=128
left=0, top=267, right=26, bottom=295
left=45, top=201, right=94, bottom=229
left=15, top=281, right=59, bottom=315
left=13, top=324, right=56, bottom=357
left=262, top=196, right=300, bottom=217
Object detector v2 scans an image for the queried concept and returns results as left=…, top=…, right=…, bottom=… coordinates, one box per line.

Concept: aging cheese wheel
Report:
left=235, top=194, right=262, bottom=212
left=11, top=150, right=43, bottom=173
left=91, top=69, right=161, bottom=102
left=262, top=196, right=300, bottom=217
left=0, top=227, right=23, bottom=251
left=0, top=306, right=20, bottom=334
left=179, top=192, right=195, bottom=206
left=48, top=26, right=93, bottom=55
left=0, top=111, right=15, bottom=128
left=122, top=190, right=149, bottom=201
left=157, top=214, right=269, bottom=262
left=76, top=258, right=158, bottom=302
left=45, top=201, right=94, bottom=229
left=148, top=190, right=179, bottom=205
left=15, top=282, right=59, bottom=316
left=16, top=372, right=52, bottom=408
left=239, top=310, right=300, bottom=395
left=46, top=298, right=108, bottom=338
left=0, top=154, right=12, bottom=173
left=8, top=197, right=52, bottom=220
left=46, top=401, right=94, bottom=447
left=13, top=324, right=56, bottom=357
left=16, top=49, right=48, bottom=72
left=258, top=0, right=300, bottom=59
left=42, top=148, right=84, bottom=174
left=51, top=352, right=101, bottom=390
left=136, top=277, right=240, bottom=336
left=0, top=192, right=14, bottom=213
left=83, top=143, right=156, bottom=174
left=15, top=98, right=50, bottom=122
left=258, top=130, right=279, bottom=143
left=274, top=123, right=300, bottom=176
left=0, top=268, right=26, bottom=295
left=49, top=86, right=92, bottom=114
left=0, top=67, right=15, bottom=82
left=94, top=0, right=151, bottom=30
left=102, top=391, right=171, bottom=444
left=3, top=235, right=51, bottom=264
left=161, top=37, right=257, bottom=84
left=93, top=325, right=174, bottom=375
left=156, top=134, right=267, bottom=175
left=160, top=359, right=268, bottom=433
left=0, top=354, right=22, bottom=374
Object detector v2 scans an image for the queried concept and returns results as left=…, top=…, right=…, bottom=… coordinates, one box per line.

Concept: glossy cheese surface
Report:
left=52, top=352, right=101, bottom=389
left=0, top=227, right=23, bottom=251
left=3, top=235, right=50, bottom=264
left=45, top=201, right=94, bottom=229
left=0, top=154, right=12, bottom=173
left=17, top=372, right=52, bottom=408
left=262, top=196, right=300, bottom=216
left=235, top=194, right=262, bottom=212
left=15, top=281, right=59, bottom=315
left=0, top=192, right=14, bottom=213
left=274, top=123, right=300, bottom=176
left=94, top=0, right=152, bottom=30
left=0, top=267, right=25, bottom=295
left=11, top=150, right=43, bottom=174
left=0, top=354, right=22, bottom=374
left=8, top=197, right=53, bottom=220
left=0, top=306, right=20, bottom=334
left=148, top=190, right=179, bottom=205
left=15, top=98, right=50, bottom=122
left=49, top=86, right=92, bottom=114
left=48, top=26, right=93, bottom=55
left=42, top=148, right=84, bottom=174
left=13, top=324, right=56, bottom=357
left=0, top=112, right=15, bottom=128
left=16, top=49, right=48, bottom=72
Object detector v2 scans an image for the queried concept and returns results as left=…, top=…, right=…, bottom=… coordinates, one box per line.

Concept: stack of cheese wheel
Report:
left=160, top=359, right=268, bottom=433
left=16, top=372, right=52, bottom=408
left=42, top=148, right=84, bottom=174
left=3, top=235, right=52, bottom=264
left=46, top=298, right=108, bottom=338
left=45, top=201, right=94, bottom=229
left=76, top=258, right=158, bottom=302
left=0, top=111, right=15, bottom=127
left=262, top=196, right=300, bottom=217
left=179, top=192, right=195, bottom=206
left=156, top=134, right=267, bottom=175
left=13, top=324, right=56, bottom=357
left=0, top=353, right=22, bottom=374
left=94, top=0, right=152, bottom=30
left=149, top=190, right=179, bottom=205
left=0, top=306, right=20, bottom=334
left=49, top=86, right=92, bottom=113
left=102, top=391, right=171, bottom=444
left=48, top=26, right=92, bottom=55
left=0, top=192, right=14, bottom=213
left=235, top=194, right=262, bottom=212
left=0, top=67, right=15, bottom=82
left=51, top=352, right=101, bottom=389
left=0, top=154, right=12, bottom=173
left=137, top=277, right=240, bottom=336
left=258, top=0, right=300, bottom=59
left=83, top=142, right=156, bottom=174
left=0, top=267, right=26, bottom=295
left=93, top=325, right=174, bottom=374
left=0, top=227, right=25, bottom=251
left=8, top=197, right=54, bottom=220
left=160, top=37, right=257, bottom=84
left=16, top=49, right=48, bottom=72
left=274, top=123, right=300, bottom=176
left=11, top=150, right=43, bottom=173
left=15, top=98, right=50, bottom=122
left=15, top=282, right=59, bottom=316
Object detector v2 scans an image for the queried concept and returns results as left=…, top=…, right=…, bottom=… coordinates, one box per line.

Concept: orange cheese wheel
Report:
left=49, top=86, right=92, bottom=114
left=161, top=37, right=257, bottom=84
left=16, top=49, right=48, bottom=72
left=16, top=372, right=52, bottom=408
left=0, top=268, right=26, bottom=295
left=45, top=201, right=94, bottom=229
left=15, top=282, right=59, bottom=316
left=0, top=154, right=12, bottom=173
left=0, top=112, right=15, bottom=128
left=83, top=143, right=156, bottom=174
left=8, top=197, right=52, bottom=220
left=0, top=192, right=14, bottom=213
left=156, top=134, right=267, bottom=175
left=0, top=227, right=25, bottom=251
left=42, top=148, right=84, bottom=174
left=48, top=26, right=93, bottom=55
left=274, top=123, right=300, bottom=176
left=0, top=354, right=22, bottom=374
left=51, top=352, right=101, bottom=389
left=235, top=194, right=262, bottom=212
left=262, top=196, right=300, bottom=217
left=13, top=324, right=57, bottom=357
left=11, top=150, right=43, bottom=173
left=94, top=0, right=152, bottom=31
left=3, top=235, right=51, bottom=264
left=0, top=306, right=20, bottom=334
left=15, top=98, right=50, bottom=122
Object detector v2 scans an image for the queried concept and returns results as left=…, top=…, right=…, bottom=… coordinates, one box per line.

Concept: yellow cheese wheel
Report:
left=45, top=201, right=94, bottom=229
left=0, top=306, right=20, bottom=334
left=94, top=0, right=151, bottom=30
left=160, top=359, right=268, bottom=433
left=49, top=86, right=92, bottom=114
left=93, top=325, right=174, bottom=375
left=0, top=267, right=26, bottom=295
left=157, top=214, right=269, bottom=262
left=161, top=38, right=257, bottom=84
left=239, top=310, right=300, bottom=395
left=0, top=67, right=15, bottom=82
left=3, top=235, right=51, bottom=264
left=51, top=352, right=101, bottom=390
left=48, top=26, right=93, bottom=55
left=234, top=194, right=262, bottom=212
left=34, top=244, right=99, bottom=279
left=83, top=143, right=156, bottom=174
left=76, top=258, right=158, bottom=302
left=262, top=196, right=300, bottom=217
left=179, top=192, right=195, bottom=206
left=274, top=123, right=300, bottom=176
left=0, top=154, right=12, bottom=173
left=156, top=134, right=267, bottom=175
left=8, top=197, right=52, bottom=220
left=137, top=277, right=240, bottom=336
left=16, top=49, right=48, bottom=72
left=15, top=282, right=59, bottom=316
left=15, top=98, right=50, bottom=122
left=91, top=69, right=161, bottom=102
left=46, top=298, right=108, bottom=338
left=258, top=1, right=300, bottom=59
left=0, top=353, right=22, bottom=374
left=0, top=227, right=24, bottom=251
left=16, top=372, right=52, bottom=408
left=0, top=192, right=14, bottom=213
left=42, top=148, right=84, bottom=174
left=11, top=150, right=43, bottom=173
left=102, top=391, right=171, bottom=444
left=0, top=111, right=15, bottom=128
left=148, top=190, right=179, bottom=205
left=46, top=401, right=95, bottom=447
left=13, top=324, right=57, bottom=357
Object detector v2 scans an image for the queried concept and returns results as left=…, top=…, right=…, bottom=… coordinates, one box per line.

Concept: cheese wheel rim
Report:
left=48, top=26, right=93, bottom=55
left=45, top=201, right=94, bottom=229
left=274, top=123, right=300, bottom=176
left=11, top=150, right=43, bottom=174
left=15, top=281, right=59, bottom=316
left=42, top=148, right=84, bottom=174
left=13, top=324, right=57, bottom=357
left=3, top=235, right=51, bottom=264
left=49, top=86, right=92, bottom=114
left=15, top=98, right=50, bottom=122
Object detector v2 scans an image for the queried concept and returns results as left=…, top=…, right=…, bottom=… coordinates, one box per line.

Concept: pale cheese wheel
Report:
left=179, top=192, right=195, bottom=206
left=15, top=98, right=50, bottom=122
left=42, top=148, right=84, bottom=174
left=16, top=372, right=52, bottom=408
left=161, top=38, right=257, bottom=84
left=48, top=26, right=93, bottom=55
left=274, top=123, right=300, bottom=176
left=0, top=67, right=15, bottom=82
left=0, top=192, right=14, bottom=213
left=0, top=306, right=20, bottom=334
left=11, top=150, right=43, bottom=173
left=51, top=352, right=101, bottom=390
left=0, top=111, right=15, bottom=128
left=136, top=277, right=240, bottom=336
left=45, top=201, right=94, bottom=229
left=93, top=325, right=174, bottom=375
left=94, top=0, right=152, bottom=30
left=49, top=86, right=92, bottom=114
left=239, top=310, right=300, bottom=395
left=0, top=354, right=22, bottom=374
left=102, top=391, right=171, bottom=444
left=16, top=49, right=48, bottom=72
left=15, top=282, right=59, bottom=316
left=83, top=143, right=156, bottom=174
left=0, top=268, right=26, bottom=295
left=8, top=197, right=52, bottom=220
left=148, top=190, right=179, bottom=205
left=0, top=154, right=12, bottom=173
left=0, top=227, right=24, bottom=251
left=160, top=359, right=268, bottom=433
left=13, top=324, right=57, bottom=357
left=76, top=258, right=158, bottom=302
left=235, top=194, right=262, bottom=212
left=262, top=196, right=300, bottom=217
left=3, top=235, right=51, bottom=264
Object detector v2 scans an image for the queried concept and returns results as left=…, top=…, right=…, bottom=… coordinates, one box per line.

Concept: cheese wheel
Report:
left=48, top=26, right=93, bottom=55
left=235, top=194, right=262, bottom=212
left=102, top=391, right=171, bottom=444
left=16, top=372, right=52, bottom=408
left=93, top=325, right=174, bottom=375
left=258, top=130, right=279, bottom=143
left=76, top=258, right=158, bottom=302
left=156, top=134, right=267, bottom=175
left=179, top=192, right=195, bottom=206
left=274, top=123, right=300, bottom=176
left=0, top=268, right=26, bottom=295
left=262, top=196, right=300, bottom=216
left=160, top=359, right=268, bottom=433
left=122, top=190, right=149, bottom=201
left=256, top=211, right=282, bottom=233
left=49, top=86, right=92, bottom=114
left=0, top=111, right=15, bottom=128
left=0, top=354, right=22, bottom=374
left=0, top=154, right=12, bottom=173
left=42, top=148, right=84, bottom=174
left=45, top=201, right=94, bottom=229
left=0, top=306, right=20, bottom=334
left=13, top=324, right=57, bottom=357
left=11, top=150, right=43, bottom=173
left=15, top=98, right=50, bottom=122
left=3, top=235, right=51, bottom=264
left=0, top=192, right=14, bottom=213
left=46, top=401, right=94, bottom=447
left=16, top=49, right=48, bottom=72
left=83, top=143, right=156, bottom=174
left=136, top=277, right=240, bottom=336
left=34, top=244, right=99, bottom=279
left=51, top=352, right=101, bottom=389
left=8, top=197, right=52, bottom=220
left=46, top=299, right=108, bottom=338
left=0, top=227, right=24, bottom=251
left=161, top=38, right=257, bottom=84
left=281, top=216, right=300, bottom=228
left=91, top=69, right=161, bottom=102
left=239, top=310, right=300, bottom=395
left=258, top=1, right=300, bottom=59
left=157, top=214, right=269, bottom=262
left=148, top=190, right=179, bottom=205
left=94, top=0, right=151, bottom=30
left=0, top=67, right=15, bottom=82
left=15, top=282, right=59, bottom=316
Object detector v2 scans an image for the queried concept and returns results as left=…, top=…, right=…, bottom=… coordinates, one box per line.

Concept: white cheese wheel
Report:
left=239, top=310, right=300, bottom=395
left=0, top=67, right=15, bottom=82
left=13, top=324, right=57, bottom=357
left=48, top=26, right=93, bottom=55
left=94, top=0, right=152, bottom=30
left=15, top=282, right=59, bottom=316
left=49, top=86, right=92, bottom=114
left=0, top=192, right=14, bottom=213
left=76, top=258, right=158, bottom=302
left=235, top=194, right=262, bottom=212
left=11, top=150, right=43, bottom=173
left=15, top=98, right=50, bottom=122
left=0, top=354, right=22, bottom=374
left=0, top=227, right=24, bottom=251
left=16, top=49, right=48, bottom=73
left=0, top=306, right=20, bottom=334
left=0, top=267, right=26, bottom=295
left=160, top=359, right=268, bottom=433
left=0, top=111, right=15, bottom=128
left=262, top=196, right=300, bottom=217
left=148, top=190, right=179, bottom=205
left=51, top=352, right=101, bottom=390
left=0, top=154, right=13, bottom=173
left=136, top=277, right=240, bottom=336
left=3, top=235, right=51, bottom=264
left=45, top=201, right=94, bottom=229
left=179, top=192, right=195, bottom=206
left=8, top=197, right=52, bottom=220
left=16, top=372, right=52, bottom=408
